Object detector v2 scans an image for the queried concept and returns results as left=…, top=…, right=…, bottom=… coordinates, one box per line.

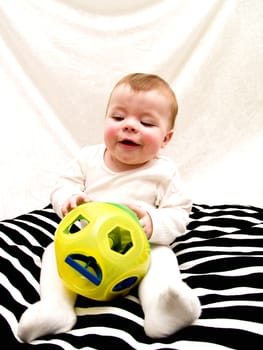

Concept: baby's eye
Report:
left=141, top=121, right=155, bottom=127
left=111, top=115, right=124, bottom=121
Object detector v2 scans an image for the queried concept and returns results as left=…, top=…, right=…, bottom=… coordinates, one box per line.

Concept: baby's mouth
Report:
left=119, top=139, right=139, bottom=147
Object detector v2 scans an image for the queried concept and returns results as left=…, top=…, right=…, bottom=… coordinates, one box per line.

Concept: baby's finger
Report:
left=61, top=202, right=71, bottom=216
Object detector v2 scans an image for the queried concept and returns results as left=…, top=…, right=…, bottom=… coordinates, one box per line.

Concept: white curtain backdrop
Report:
left=0, top=0, right=262, bottom=219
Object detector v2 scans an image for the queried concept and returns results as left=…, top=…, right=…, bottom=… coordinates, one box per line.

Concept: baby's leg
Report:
left=138, top=245, right=201, bottom=338
left=17, top=242, right=77, bottom=342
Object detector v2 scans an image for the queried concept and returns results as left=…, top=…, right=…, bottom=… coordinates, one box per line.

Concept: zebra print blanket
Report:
left=1, top=203, right=263, bottom=349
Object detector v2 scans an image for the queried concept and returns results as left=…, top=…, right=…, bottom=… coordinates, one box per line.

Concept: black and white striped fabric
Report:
left=1, top=203, right=263, bottom=349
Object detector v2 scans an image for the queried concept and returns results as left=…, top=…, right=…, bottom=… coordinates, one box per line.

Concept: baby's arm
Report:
left=143, top=176, right=192, bottom=246
left=50, top=149, right=90, bottom=217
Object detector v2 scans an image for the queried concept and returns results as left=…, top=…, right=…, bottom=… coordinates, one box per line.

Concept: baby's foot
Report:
left=143, top=281, right=201, bottom=338
left=17, top=301, right=76, bottom=342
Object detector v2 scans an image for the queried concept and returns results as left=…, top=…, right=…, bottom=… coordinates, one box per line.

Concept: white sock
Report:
left=139, top=245, right=201, bottom=338
left=17, top=243, right=77, bottom=342
left=141, top=280, right=201, bottom=338
left=17, top=300, right=77, bottom=342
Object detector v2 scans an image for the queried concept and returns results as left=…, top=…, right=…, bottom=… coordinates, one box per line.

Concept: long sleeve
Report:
left=50, top=151, right=87, bottom=218
left=146, top=170, right=192, bottom=246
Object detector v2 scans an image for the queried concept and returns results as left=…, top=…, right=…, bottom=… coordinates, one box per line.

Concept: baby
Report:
left=18, top=73, right=201, bottom=342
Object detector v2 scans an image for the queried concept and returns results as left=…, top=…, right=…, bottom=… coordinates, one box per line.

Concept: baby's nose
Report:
left=122, top=118, right=138, bottom=132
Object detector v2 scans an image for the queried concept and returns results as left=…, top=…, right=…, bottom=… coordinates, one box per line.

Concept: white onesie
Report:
left=51, top=144, right=192, bottom=245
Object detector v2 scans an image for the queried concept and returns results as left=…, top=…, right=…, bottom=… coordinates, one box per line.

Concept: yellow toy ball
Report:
left=54, top=202, right=150, bottom=301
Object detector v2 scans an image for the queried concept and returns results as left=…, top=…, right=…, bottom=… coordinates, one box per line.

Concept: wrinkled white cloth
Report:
left=1, top=0, right=263, bottom=219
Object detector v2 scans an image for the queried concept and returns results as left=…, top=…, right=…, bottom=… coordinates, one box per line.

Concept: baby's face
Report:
left=103, top=84, right=173, bottom=171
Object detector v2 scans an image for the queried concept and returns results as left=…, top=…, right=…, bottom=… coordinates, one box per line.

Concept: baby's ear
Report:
left=162, top=129, right=174, bottom=148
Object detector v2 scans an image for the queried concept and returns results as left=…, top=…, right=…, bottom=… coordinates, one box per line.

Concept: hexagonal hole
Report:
left=108, top=226, right=133, bottom=254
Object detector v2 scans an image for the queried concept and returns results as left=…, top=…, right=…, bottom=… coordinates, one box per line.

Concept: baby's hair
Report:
left=107, top=73, right=178, bottom=129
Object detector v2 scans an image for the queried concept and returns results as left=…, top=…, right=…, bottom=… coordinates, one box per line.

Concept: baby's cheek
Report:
left=142, top=132, right=161, bottom=152
left=104, top=125, right=117, bottom=142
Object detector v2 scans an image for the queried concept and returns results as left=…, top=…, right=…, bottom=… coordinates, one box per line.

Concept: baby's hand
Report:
left=61, top=193, right=91, bottom=216
left=127, top=204, right=153, bottom=239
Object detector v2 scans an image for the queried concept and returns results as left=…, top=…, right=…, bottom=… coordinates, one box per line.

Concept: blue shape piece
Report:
left=112, top=276, right=137, bottom=291
left=65, top=255, right=102, bottom=286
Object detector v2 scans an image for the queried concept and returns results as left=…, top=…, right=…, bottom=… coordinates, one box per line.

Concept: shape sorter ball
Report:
left=54, top=202, right=151, bottom=301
